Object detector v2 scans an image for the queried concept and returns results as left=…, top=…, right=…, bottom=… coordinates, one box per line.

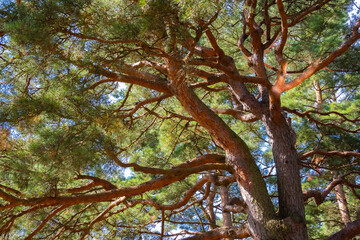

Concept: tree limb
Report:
left=327, top=219, right=360, bottom=240
left=182, top=226, right=250, bottom=240
left=283, top=19, right=360, bottom=91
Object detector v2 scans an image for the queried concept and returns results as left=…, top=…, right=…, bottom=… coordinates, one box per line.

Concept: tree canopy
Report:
left=0, top=0, right=360, bottom=239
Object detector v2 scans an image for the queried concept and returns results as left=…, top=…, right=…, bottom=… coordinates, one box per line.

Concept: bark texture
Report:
left=262, top=113, right=308, bottom=240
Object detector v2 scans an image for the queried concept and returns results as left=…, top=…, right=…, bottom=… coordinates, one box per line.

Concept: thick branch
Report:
left=327, top=219, right=360, bottom=240
left=182, top=226, right=250, bottom=240
left=0, top=167, right=221, bottom=210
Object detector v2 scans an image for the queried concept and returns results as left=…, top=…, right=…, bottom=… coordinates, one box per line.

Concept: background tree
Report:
left=0, top=0, right=360, bottom=239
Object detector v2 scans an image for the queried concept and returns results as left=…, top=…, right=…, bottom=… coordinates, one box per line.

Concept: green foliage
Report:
left=0, top=0, right=359, bottom=239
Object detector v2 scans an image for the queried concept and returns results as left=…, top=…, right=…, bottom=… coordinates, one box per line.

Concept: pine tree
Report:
left=0, top=0, right=360, bottom=239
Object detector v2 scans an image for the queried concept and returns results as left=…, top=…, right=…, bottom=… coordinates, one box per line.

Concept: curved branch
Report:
left=24, top=205, right=68, bottom=240
left=212, top=108, right=259, bottom=122
left=300, top=150, right=360, bottom=160
left=128, top=176, right=210, bottom=211
left=303, top=172, right=360, bottom=206
left=284, top=107, right=360, bottom=133
left=105, top=150, right=227, bottom=175
left=116, top=94, right=171, bottom=117
left=75, top=175, right=117, bottom=190
left=303, top=178, right=343, bottom=206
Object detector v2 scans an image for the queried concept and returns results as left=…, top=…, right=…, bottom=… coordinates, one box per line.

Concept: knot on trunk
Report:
left=265, top=219, right=292, bottom=239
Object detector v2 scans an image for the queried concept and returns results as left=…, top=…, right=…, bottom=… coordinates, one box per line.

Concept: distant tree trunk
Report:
left=313, top=79, right=323, bottom=110
left=333, top=171, right=351, bottom=226
left=335, top=184, right=351, bottom=225
left=220, top=185, right=232, bottom=240
left=315, top=82, right=351, bottom=226
left=207, top=185, right=217, bottom=230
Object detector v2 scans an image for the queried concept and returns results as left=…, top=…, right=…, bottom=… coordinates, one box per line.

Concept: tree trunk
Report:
left=248, top=46, right=308, bottom=238
left=262, top=113, right=308, bottom=240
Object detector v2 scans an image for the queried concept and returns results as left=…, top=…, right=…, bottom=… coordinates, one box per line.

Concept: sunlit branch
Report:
left=24, top=205, right=68, bottom=240
left=188, top=68, right=227, bottom=83
left=206, top=183, right=217, bottom=230
left=212, top=108, right=259, bottom=122
left=122, top=66, right=166, bottom=82
left=171, top=181, right=211, bottom=214
left=205, top=29, right=225, bottom=58
left=303, top=178, right=343, bottom=206
left=265, top=63, right=310, bottom=74
left=79, top=197, right=126, bottom=240
left=73, top=175, right=117, bottom=191
left=275, top=0, right=288, bottom=62
left=127, top=176, right=210, bottom=211
left=0, top=173, right=216, bottom=210
left=223, top=196, right=247, bottom=214
left=130, top=60, right=167, bottom=74
left=283, top=19, right=360, bottom=92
